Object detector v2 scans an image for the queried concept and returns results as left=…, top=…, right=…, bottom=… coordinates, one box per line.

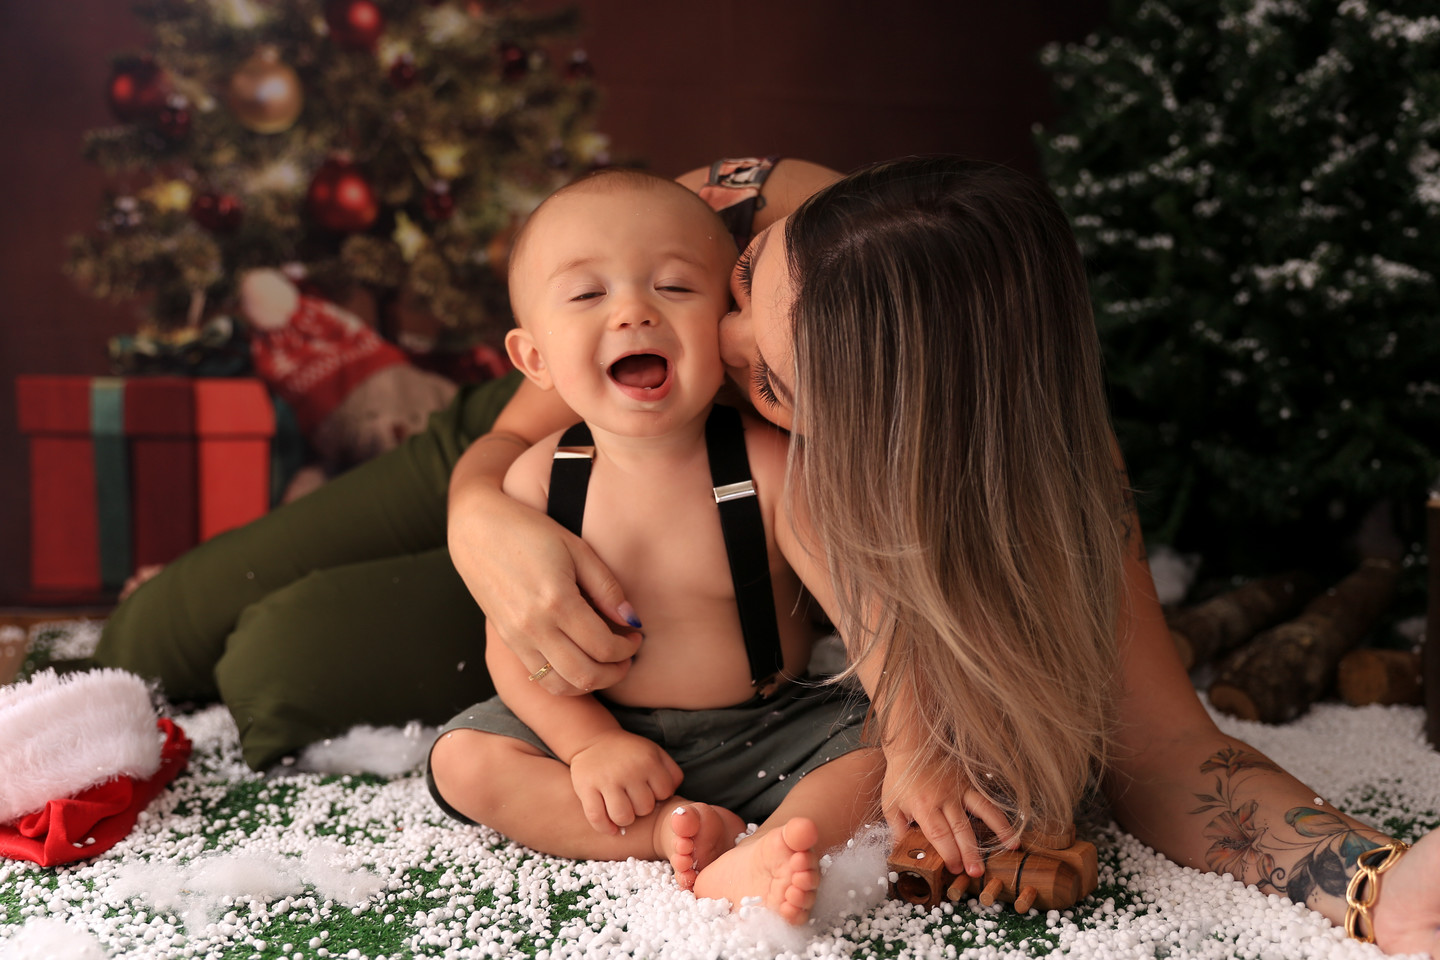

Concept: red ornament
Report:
left=108, top=55, right=169, bottom=123
left=191, top=192, right=243, bottom=233
left=307, top=156, right=378, bottom=232
left=326, top=0, right=385, bottom=52
left=423, top=181, right=455, bottom=221
left=157, top=96, right=192, bottom=141
left=389, top=55, right=418, bottom=89
left=499, top=43, right=527, bottom=81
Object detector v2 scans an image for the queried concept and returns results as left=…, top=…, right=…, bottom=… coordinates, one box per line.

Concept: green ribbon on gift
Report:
left=91, top=378, right=132, bottom=590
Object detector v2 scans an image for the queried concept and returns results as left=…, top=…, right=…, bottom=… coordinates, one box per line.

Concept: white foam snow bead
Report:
left=0, top=668, right=163, bottom=824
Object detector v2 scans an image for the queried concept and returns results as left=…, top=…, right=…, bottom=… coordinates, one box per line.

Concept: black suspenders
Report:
left=546, top=405, right=786, bottom=691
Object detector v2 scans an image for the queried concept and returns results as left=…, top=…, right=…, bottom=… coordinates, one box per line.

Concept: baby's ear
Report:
left=504, top=327, right=553, bottom=390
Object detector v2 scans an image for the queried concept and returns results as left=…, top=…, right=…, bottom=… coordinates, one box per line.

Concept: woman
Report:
left=449, top=158, right=1440, bottom=953
left=94, top=156, right=1436, bottom=952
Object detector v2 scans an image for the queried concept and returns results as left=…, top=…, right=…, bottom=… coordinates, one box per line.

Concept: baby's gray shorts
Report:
left=427, top=678, right=870, bottom=826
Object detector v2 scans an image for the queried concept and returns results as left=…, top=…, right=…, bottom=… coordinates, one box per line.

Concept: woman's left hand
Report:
left=1371, top=828, right=1440, bottom=956
left=882, top=743, right=1016, bottom=878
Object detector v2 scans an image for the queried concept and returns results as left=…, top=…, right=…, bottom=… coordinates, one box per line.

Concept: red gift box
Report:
left=16, top=376, right=275, bottom=600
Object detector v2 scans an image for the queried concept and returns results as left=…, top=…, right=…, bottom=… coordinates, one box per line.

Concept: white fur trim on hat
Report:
left=0, top=669, right=165, bottom=824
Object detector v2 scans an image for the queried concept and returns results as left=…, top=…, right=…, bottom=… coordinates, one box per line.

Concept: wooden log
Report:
left=1209, top=559, right=1400, bottom=723
left=1166, top=572, right=1317, bottom=669
left=1426, top=494, right=1440, bottom=748
left=1338, top=648, right=1423, bottom=706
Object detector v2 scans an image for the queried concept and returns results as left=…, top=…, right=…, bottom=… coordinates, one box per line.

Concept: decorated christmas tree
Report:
left=1038, top=0, right=1440, bottom=585
left=68, top=0, right=607, bottom=366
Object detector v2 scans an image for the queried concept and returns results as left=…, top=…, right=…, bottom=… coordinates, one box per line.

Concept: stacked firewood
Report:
left=1166, top=493, right=1435, bottom=741
left=1168, top=559, right=1417, bottom=724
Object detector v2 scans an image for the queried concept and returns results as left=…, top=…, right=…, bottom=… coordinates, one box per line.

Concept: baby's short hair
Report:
left=506, top=167, right=723, bottom=294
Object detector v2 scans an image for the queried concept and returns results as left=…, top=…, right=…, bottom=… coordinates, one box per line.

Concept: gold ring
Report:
left=527, top=662, right=553, bottom=683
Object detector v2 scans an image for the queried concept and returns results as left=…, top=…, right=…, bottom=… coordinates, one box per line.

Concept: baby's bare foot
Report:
left=693, top=817, right=821, bottom=925
left=656, top=802, right=745, bottom=890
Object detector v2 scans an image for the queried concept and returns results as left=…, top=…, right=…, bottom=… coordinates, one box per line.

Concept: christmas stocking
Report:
left=240, top=269, right=457, bottom=468
left=0, top=669, right=192, bottom=867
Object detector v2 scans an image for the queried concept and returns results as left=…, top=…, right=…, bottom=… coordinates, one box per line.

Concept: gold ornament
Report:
left=141, top=179, right=194, bottom=214
left=228, top=47, right=303, bottom=134
left=392, top=211, right=428, bottom=262
left=570, top=132, right=611, bottom=164
left=423, top=141, right=467, bottom=179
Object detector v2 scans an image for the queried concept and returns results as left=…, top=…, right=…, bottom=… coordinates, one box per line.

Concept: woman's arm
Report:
left=447, top=377, right=642, bottom=694
left=673, top=158, right=843, bottom=233
left=1106, top=515, right=1439, bottom=954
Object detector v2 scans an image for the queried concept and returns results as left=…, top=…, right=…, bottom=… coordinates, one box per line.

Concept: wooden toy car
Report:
left=887, top=822, right=1098, bottom=913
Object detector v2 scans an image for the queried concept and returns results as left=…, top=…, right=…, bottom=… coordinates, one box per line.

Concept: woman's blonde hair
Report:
left=785, top=156, right=1128, bottom=835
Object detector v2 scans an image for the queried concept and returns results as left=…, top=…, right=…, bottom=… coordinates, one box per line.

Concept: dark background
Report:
left=0, top=0, right=1108, bottom=604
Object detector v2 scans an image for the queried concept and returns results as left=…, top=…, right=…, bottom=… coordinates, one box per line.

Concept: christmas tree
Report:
left=68, top=0, right=607, bottom=362
left=1038, top=0, right=1440, bottom=585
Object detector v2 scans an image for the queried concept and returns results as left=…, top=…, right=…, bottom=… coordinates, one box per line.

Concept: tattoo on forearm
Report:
left=1191, top=746, right=1380, bottom=906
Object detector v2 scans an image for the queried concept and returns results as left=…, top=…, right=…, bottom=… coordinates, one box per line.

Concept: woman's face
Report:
left=719, top=219, right=798, bottom=432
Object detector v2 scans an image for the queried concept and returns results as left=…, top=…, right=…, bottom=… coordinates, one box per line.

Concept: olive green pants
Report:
left=92, top=372, right=523, bottom=770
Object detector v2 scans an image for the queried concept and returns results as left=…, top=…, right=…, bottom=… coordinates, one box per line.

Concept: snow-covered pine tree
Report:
left=1039, top=0, right=1440, bottom=584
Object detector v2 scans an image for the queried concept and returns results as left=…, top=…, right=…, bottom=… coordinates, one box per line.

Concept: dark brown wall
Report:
left=0, top=0, right=1106, bottom=604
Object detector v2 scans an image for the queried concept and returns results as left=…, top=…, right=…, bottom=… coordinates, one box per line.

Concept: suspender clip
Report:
left=553, top=446, right=594, bottom=460
left=714, top=480, right=756, bottom=504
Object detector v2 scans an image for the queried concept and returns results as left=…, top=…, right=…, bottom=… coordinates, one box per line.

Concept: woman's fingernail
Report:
left=618, top=602, right=642, bottom=629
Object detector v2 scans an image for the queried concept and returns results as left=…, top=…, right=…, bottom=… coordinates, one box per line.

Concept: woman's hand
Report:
left=568, top=730, right=684, bottom=835
left=447, top=382, right=644, bottom=696
left=1371, top=828, right=1440, bottom=956
left=882, top=742, right=1017, bottom=878
left=453, top=483, right=643, bottom=695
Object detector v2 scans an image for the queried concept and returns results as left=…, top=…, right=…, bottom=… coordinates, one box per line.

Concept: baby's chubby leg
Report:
left=692, top=747, right=885, bottom=925
left=430, top=728, right=714, bottom=862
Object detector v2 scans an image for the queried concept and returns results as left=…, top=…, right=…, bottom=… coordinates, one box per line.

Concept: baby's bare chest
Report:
left=578, top=470, right=735, bottom=608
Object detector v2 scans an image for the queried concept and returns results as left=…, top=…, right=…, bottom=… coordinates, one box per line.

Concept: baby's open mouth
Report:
left=608, top=353, right=669, bottom=390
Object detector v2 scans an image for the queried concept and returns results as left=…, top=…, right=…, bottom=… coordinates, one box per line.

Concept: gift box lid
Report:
left=195, top=378, right=275, bottom=437
left=17, top=376, right=273, bottom=438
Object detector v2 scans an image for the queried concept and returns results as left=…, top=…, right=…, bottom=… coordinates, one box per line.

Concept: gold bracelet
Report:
left=1344, top=840, right=1410, bottom=943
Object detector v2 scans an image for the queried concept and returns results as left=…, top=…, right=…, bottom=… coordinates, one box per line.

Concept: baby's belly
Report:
left=598, top=628, right=761, bottom=710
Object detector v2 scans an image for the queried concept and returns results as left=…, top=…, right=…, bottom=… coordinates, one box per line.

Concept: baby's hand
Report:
left=882, top=744, right=1016, bottom=877
left=568, top=731, right=684, bottom=834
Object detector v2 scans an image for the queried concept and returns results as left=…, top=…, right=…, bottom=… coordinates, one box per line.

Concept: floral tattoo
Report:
left=1191, top=746, right=1380, bottom=905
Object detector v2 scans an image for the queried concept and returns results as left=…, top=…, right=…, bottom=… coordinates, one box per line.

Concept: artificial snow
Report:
left=1, top=627, right=1437, bottom=959
left=1146, top=545, right=1201, bottom=606
left=0, top=919, right=106, bottom=960
left=295, top=722, right=438, bottom=776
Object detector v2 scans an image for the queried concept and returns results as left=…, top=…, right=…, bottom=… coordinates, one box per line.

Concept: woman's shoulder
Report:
left=735, top=408, right=791, bottom=522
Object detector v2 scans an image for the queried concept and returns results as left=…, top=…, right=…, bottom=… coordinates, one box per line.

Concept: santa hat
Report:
left=0, top=669, right=191, bottom=867
left=241, top=269, right=408, bottom=434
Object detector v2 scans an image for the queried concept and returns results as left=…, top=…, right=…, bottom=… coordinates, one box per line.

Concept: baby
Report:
left=427, top=169, right=882, bottom=924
